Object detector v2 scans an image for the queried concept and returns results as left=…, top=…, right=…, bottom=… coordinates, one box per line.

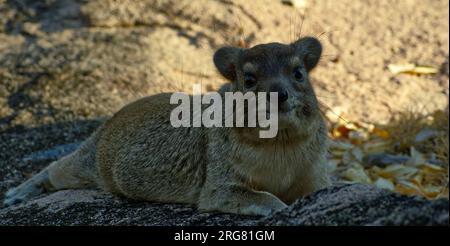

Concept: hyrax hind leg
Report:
left=3, top=133, right=99, bottom=207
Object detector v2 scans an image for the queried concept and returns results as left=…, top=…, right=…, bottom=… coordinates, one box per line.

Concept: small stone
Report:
left=414, top=128, right=439, bottom=143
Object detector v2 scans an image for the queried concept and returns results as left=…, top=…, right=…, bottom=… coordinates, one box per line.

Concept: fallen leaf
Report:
left=376, top=164, right=418, bottom=179
left=349, top=131, right=370, bottom=144
left=406, top=147, right=427, bottom=167
left=395, top=180, right=423, bottom=196
left=363, top=140, right=391, bottom=154
left=332, top=125, right=351, bottom=138
left=329, top=140, right=354, bottom=150
left=388, top=63, right=438, bottom=75
left=281, top=0, right=307, bottom=8
left=410, top=66, right=439, bottom=75
left=341, top=167, right=372, bottom=184
left=372, top=127, right=390, bottom=139
left=420, top=184, right=443, bottom=199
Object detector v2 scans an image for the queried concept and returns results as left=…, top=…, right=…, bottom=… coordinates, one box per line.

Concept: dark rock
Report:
left=0, top=190, right=259, bottom=226
left=363, top=153, right=444, bottom=168
left=260, top=184, right=448, bottom=226
left=0, top=184, right=447, bottom=226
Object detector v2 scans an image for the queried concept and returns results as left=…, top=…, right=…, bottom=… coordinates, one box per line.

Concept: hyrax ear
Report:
left=213, top=46, right=242, bottom=81
left=292, top=37, right=322, bottom=71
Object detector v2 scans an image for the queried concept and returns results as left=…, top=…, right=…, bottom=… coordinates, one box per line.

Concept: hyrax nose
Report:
left=270, top=84, right=289, bottom=103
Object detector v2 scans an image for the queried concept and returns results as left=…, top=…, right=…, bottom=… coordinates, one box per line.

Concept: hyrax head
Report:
left=213, top=37, right=322, bottom=131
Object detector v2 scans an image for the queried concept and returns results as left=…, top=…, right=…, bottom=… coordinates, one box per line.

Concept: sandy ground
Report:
left=0, top=0, right=448, bottom=201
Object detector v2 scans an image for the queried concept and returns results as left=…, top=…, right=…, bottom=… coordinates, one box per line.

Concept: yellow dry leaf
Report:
left=332, top=125, right=351, bottom=138
left=406, top=147, right=427, bottom=167
left=420, top=184, right=443, bottom=199
left=349, top=131, right=370, bottom=144
left=281, top=0, right=307, bottom=8
left=341, top=167, right=372, bottom=184
left=418, top=167, right=447, bottom=187
left=368, top=166, right=382, bottom=179
left=410, top=66, right=439, bottom=75
left=344, top=122, right=362, bottom=131
left=437, top=188, right=449, bottom=199
left=329, top=140, right=354, bottom=150
left=395, top=181, right=423, bottom=196
left=411, top=172, right=423, bottom=185
left=357, top=122, right=375, bottom=132
left=388, top=63, right=438, bottom=75
left=330, top=149, right=346, bottom=157
left=362, top=140, right=391, bottom=154
left=420, top=163, right=445, bottom=172
left=388, top=63, right=415, bottom=74
left=377, top=164, right=418, bottom=179
left=409, top=177, right=444, bottom=199
left=350, top=139, right=363, bottom=146
left=372, top=127, right=390, bottom=139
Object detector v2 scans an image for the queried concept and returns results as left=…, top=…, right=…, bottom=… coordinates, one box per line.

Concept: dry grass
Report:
left=382, top=109, right=448, bottom=197
left=384, top=109, right=449, bottom=167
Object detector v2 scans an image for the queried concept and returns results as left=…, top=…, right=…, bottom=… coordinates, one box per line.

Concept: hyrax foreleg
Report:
left=198, top=183, right=288, bottom=216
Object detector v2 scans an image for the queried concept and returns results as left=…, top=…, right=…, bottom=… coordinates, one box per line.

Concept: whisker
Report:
left=317, top=99, right=350, bottom=124
left=317, top=31, right=327, bottom=38
left=289, top=11, right=293, bottom=43
left=315, top=31, right=333, bottom=41
left=214, top=12, right=236, bottom=47
left=296, top=8, right=305, bottom=39
left=294, top=9, right=298, bottom=42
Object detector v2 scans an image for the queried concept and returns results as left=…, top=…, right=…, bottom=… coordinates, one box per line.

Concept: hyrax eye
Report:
left=244, top=74, right=257, bottom=88
left=293, top=67, right=303, bottom=81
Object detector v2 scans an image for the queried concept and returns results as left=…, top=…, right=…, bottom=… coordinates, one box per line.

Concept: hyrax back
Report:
left=4, top=37, right=330, bottom=216
left=96, top=93, right=208, bottom=203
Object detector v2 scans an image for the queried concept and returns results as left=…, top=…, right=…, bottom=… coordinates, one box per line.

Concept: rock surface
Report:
left=0, top=184, right=447, bottom=226
left=260, top=184, right=449, bottom=226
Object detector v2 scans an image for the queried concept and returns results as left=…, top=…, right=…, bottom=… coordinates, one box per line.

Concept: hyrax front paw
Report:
left=198, top=187, right=288, bottom=216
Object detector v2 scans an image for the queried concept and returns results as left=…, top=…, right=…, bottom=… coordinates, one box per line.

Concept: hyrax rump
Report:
left=4, top=37, right=330, bottom=216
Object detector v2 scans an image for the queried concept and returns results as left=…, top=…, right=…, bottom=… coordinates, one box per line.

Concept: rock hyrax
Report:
left=4, top=37, right=330, bottom=216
